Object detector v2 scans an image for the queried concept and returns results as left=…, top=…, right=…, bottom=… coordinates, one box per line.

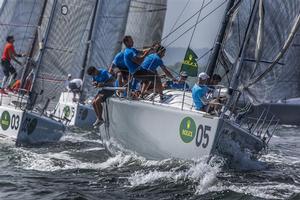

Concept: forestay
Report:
left=218, top=0, right=300, bottom=104
left=31, top=0, right=97, bottom=109
left=125, top=0, right=167, bottom=49
left=0, top=0, right=46, bottom=81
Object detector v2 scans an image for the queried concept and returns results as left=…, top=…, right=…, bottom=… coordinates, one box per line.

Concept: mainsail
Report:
left=125, top=0, right=167, bottom=49
left=0, top=0, right=46, bottom=81
left=30, top=0, right=97, bottom=109
left=217, top=0, right=300, bottom=104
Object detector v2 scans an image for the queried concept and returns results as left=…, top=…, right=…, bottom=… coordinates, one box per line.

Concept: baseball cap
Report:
left=198, top=72, right=210, bottom=80
left=67, top=74, right=72, bottom=78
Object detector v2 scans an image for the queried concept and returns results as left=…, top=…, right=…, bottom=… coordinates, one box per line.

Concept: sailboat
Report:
left=0, top=0, right=65, bottom=145
left=97, top=0, right=275, bottom=161
left=52, top=0, right=131, bottom=129
left=211, top=0, right=300, bottom=126
left=0, top=0, right=100, bottom=144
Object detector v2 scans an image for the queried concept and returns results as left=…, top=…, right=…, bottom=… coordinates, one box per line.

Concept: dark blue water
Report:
left=0, top=125, right=299, bottom=200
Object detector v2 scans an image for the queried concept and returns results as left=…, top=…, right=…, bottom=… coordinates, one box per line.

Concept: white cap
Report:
left=198, top=72, right=210, bottom=80
left=67, top=74, right=72, bottom=78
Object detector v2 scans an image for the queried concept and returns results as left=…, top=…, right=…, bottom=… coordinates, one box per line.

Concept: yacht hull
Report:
left=53, top=92, right=97, bottom=129
left=101, top=94, right=265, bottom=160
left=0, top=105, right=65, bottom=145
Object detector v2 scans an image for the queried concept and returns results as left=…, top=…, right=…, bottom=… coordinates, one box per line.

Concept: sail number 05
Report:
left=196, top=125, right=210, bottom=148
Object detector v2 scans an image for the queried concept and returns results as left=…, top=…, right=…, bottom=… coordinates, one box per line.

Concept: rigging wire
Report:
left=161, top=0, right=213, bottom=42
left=165, top=0, right=228, bottom=47
left=196, top=47, right=213, bottom=61
left=162, top=0, right=191, bottom=45
left=187, top=0, right=205, bottom=48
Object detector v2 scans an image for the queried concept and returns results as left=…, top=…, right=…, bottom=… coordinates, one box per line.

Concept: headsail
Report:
left=30, top=0, right=97, bottom=109
left=125, top=0, right=167, bottom=49
left=0, top=0, right=46, bottom=81
left=82, top=0, right=131, bottom=96
left=218, top=0, right=300, bottom=104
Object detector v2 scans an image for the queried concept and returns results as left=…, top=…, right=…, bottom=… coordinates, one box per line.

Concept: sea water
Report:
left=0, top=125, right=299, bottom=200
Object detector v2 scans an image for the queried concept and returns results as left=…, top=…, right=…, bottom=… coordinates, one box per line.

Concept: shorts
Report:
left=134, top=69, right=161, bottom=83
left=69, top=82, right=80, bottom=91
left=97, top=89, right=114, bottom=101
left=112, top=67, right=129, bottom=79
left=1, top=59, right=16, bottom=77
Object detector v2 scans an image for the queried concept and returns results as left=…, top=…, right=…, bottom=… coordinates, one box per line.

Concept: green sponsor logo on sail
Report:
left=1, top=111, right=11, bottom=130
left=63, top=106, right=71, bottom=118
left=180, top=47, right=198, bottom=77
left=179, top=117, right=196, bottom=143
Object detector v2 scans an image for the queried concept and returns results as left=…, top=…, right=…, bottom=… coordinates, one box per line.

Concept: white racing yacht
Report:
left=94, top=0, right=282, bottom=161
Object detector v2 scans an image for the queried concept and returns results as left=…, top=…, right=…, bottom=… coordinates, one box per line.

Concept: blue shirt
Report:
left=124, top=47, right=139, bottom=74
left=192, top=84, right=208, bottom=110
left=112, top=52, right=127, bottom=69
left=166, top=81, right=189, bottom=90
left=92, top=69, right=112, bottom=83
left=141, top=53, right=165, bottom=72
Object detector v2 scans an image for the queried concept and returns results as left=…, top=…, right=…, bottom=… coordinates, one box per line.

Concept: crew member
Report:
left=136, top=46, right=175, bottom=100
left=87, top=66, right=115, bottom=127
left=1, top=35, right=26, bottom=94
left=192, top=72, right=210, bottom=111
left=66, top=74, right=83, bottom=102
left=163, top=71, right=189, bottom=90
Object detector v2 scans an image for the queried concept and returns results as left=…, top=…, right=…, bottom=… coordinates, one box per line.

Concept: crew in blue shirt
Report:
left=163, top=71, right=189, bottom=90
left=109, top=51, right=129, bottom=96
left=192, top=72, right=210, bottom=111
left=122, top=35, right=152, bottom=74
left=87, top=66, right=115, bottom=127
left=135, top=46, right=175, bottom=99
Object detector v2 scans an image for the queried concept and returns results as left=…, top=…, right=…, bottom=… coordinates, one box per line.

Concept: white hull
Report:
left=101, top=90, right=265, bottom=160
left=52, top=92, right=97, bottom=129
left=0, top=105, right=65, bottom=146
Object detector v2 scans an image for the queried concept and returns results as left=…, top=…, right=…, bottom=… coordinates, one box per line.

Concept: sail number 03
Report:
left=195, top=125, right=211, bottom=148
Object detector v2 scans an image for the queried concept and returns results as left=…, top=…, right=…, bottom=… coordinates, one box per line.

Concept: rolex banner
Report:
left=180, top=47, right=198, bottom=77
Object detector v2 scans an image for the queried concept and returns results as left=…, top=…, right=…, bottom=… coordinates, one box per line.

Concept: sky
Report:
left=0, top=0, right=226, bottom=49
left=163, top=0, right=227, bottom=49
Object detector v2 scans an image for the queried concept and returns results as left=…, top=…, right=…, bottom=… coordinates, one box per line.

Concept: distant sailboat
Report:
left=0, top=0, right=65, bottom=145
left=53, top=0, right=132, bottom=128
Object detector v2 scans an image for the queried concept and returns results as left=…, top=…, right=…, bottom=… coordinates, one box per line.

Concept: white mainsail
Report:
left=217, top=0, right=300, bottom=104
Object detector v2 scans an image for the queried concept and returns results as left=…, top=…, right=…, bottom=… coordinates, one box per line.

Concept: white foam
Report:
left=129, top=170, right=174, bottom=187
left=128, top=157, right=223, bottom=194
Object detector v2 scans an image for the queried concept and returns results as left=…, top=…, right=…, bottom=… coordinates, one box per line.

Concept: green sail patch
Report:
left=180, top=48, right=198, bottom=77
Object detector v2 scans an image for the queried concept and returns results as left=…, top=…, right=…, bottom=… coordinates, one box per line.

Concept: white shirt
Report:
left=69, top=78, right=83, bottom=88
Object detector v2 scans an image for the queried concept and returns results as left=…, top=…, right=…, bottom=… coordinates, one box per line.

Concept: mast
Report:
left=205, top=0, right=235, bottom=77
left=20, top=0, right=48, bottom=88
